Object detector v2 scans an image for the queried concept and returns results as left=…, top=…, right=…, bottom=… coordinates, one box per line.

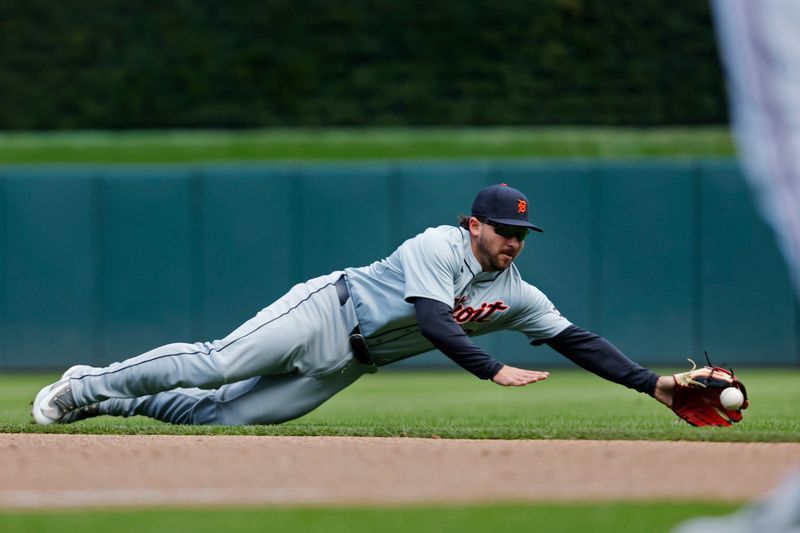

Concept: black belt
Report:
left=334, top=275, right=375, bottom=367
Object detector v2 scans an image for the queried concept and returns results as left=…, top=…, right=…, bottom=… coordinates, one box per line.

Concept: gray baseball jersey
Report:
left=345, top=225, right=570, bottom=364
left=67, top=225, right=570, bottom=425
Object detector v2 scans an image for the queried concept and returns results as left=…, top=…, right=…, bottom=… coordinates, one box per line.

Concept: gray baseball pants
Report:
left=68, top=271, right=371, bottom=425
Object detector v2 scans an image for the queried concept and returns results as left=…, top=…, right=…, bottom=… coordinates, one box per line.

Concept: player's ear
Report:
left=468, top=217, right=482, bottom=236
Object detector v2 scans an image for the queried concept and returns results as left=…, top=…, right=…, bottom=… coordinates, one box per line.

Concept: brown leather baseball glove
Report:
left=671, top=358, right=749, bottom=427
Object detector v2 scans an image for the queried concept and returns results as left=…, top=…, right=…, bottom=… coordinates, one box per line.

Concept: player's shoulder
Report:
left=398, top=224, right=464, bottom=262
left=407, top=224, right=464, bottom=247
left=422, top=224, right=463, bottom=239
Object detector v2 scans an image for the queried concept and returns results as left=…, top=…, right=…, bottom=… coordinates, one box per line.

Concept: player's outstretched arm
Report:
left=544, top=325, right=660, bottom=397
left=491, top=365, right=550, bottom=387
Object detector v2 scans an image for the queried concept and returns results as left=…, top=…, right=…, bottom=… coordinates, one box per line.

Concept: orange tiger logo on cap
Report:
left=517, top=199, right=527, bottom=214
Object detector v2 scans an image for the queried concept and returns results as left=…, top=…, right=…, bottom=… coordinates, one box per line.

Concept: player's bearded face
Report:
left=475, top=223, right=524, bottom=272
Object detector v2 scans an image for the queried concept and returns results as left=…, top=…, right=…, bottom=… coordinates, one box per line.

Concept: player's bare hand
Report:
left=492, top=365, right=549, bottom=387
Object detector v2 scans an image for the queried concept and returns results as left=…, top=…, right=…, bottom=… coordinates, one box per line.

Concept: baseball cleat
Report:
left=59, top=402, right=101, bottom=424
left=60, top=365, right=101, bottom=423
left=31, top=380, right=78, bottom=425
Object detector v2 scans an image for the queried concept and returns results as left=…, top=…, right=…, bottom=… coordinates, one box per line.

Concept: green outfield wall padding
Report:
left=201, top=166, right=295, bottom=339
left=596, top=162, right=695, bottom=361
left=2, top=170, right=96, bottom=367
left=0, top=160, right=796, bottom=370
left=699, top=161, right=797, bottom=365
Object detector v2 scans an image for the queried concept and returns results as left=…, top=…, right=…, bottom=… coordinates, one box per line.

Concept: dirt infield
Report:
left=1, top=434, right=798, bottom=508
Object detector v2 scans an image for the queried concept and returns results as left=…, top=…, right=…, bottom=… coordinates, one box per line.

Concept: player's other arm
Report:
left=543, top=325, right=674, bottom=405
left=413, top=297, right=549, bottom=386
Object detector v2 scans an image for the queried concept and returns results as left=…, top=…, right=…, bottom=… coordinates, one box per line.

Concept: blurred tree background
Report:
left=0, top=0, right=725, bottom=129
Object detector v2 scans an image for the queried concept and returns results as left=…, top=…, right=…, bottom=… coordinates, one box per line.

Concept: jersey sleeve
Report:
left=507, top=281, right=572, bottom=342
left=414, top=297, right=504, bottom=380
left=545, top=325, right=659, bottom=395
left=400, top=227, right=461, bottom=307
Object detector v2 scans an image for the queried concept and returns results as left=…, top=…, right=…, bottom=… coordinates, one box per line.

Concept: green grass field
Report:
left=1, top=369, right=785, bottom=531
left=2, top=369, right=797, bottom=441
left=0, top=127, right=735, bottom=163
left=0, top=502, right=741, bottom=533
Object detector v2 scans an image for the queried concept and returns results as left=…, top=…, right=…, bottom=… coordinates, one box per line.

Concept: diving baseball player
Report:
left=33, top=184, right=677, bottom=426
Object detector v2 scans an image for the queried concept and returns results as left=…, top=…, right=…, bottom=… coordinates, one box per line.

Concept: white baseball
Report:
left=720, top=387, right=744, bottom=410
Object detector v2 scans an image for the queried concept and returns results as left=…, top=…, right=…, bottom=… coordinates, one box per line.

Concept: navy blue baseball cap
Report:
left=471, top=183, right=543, bottom=232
